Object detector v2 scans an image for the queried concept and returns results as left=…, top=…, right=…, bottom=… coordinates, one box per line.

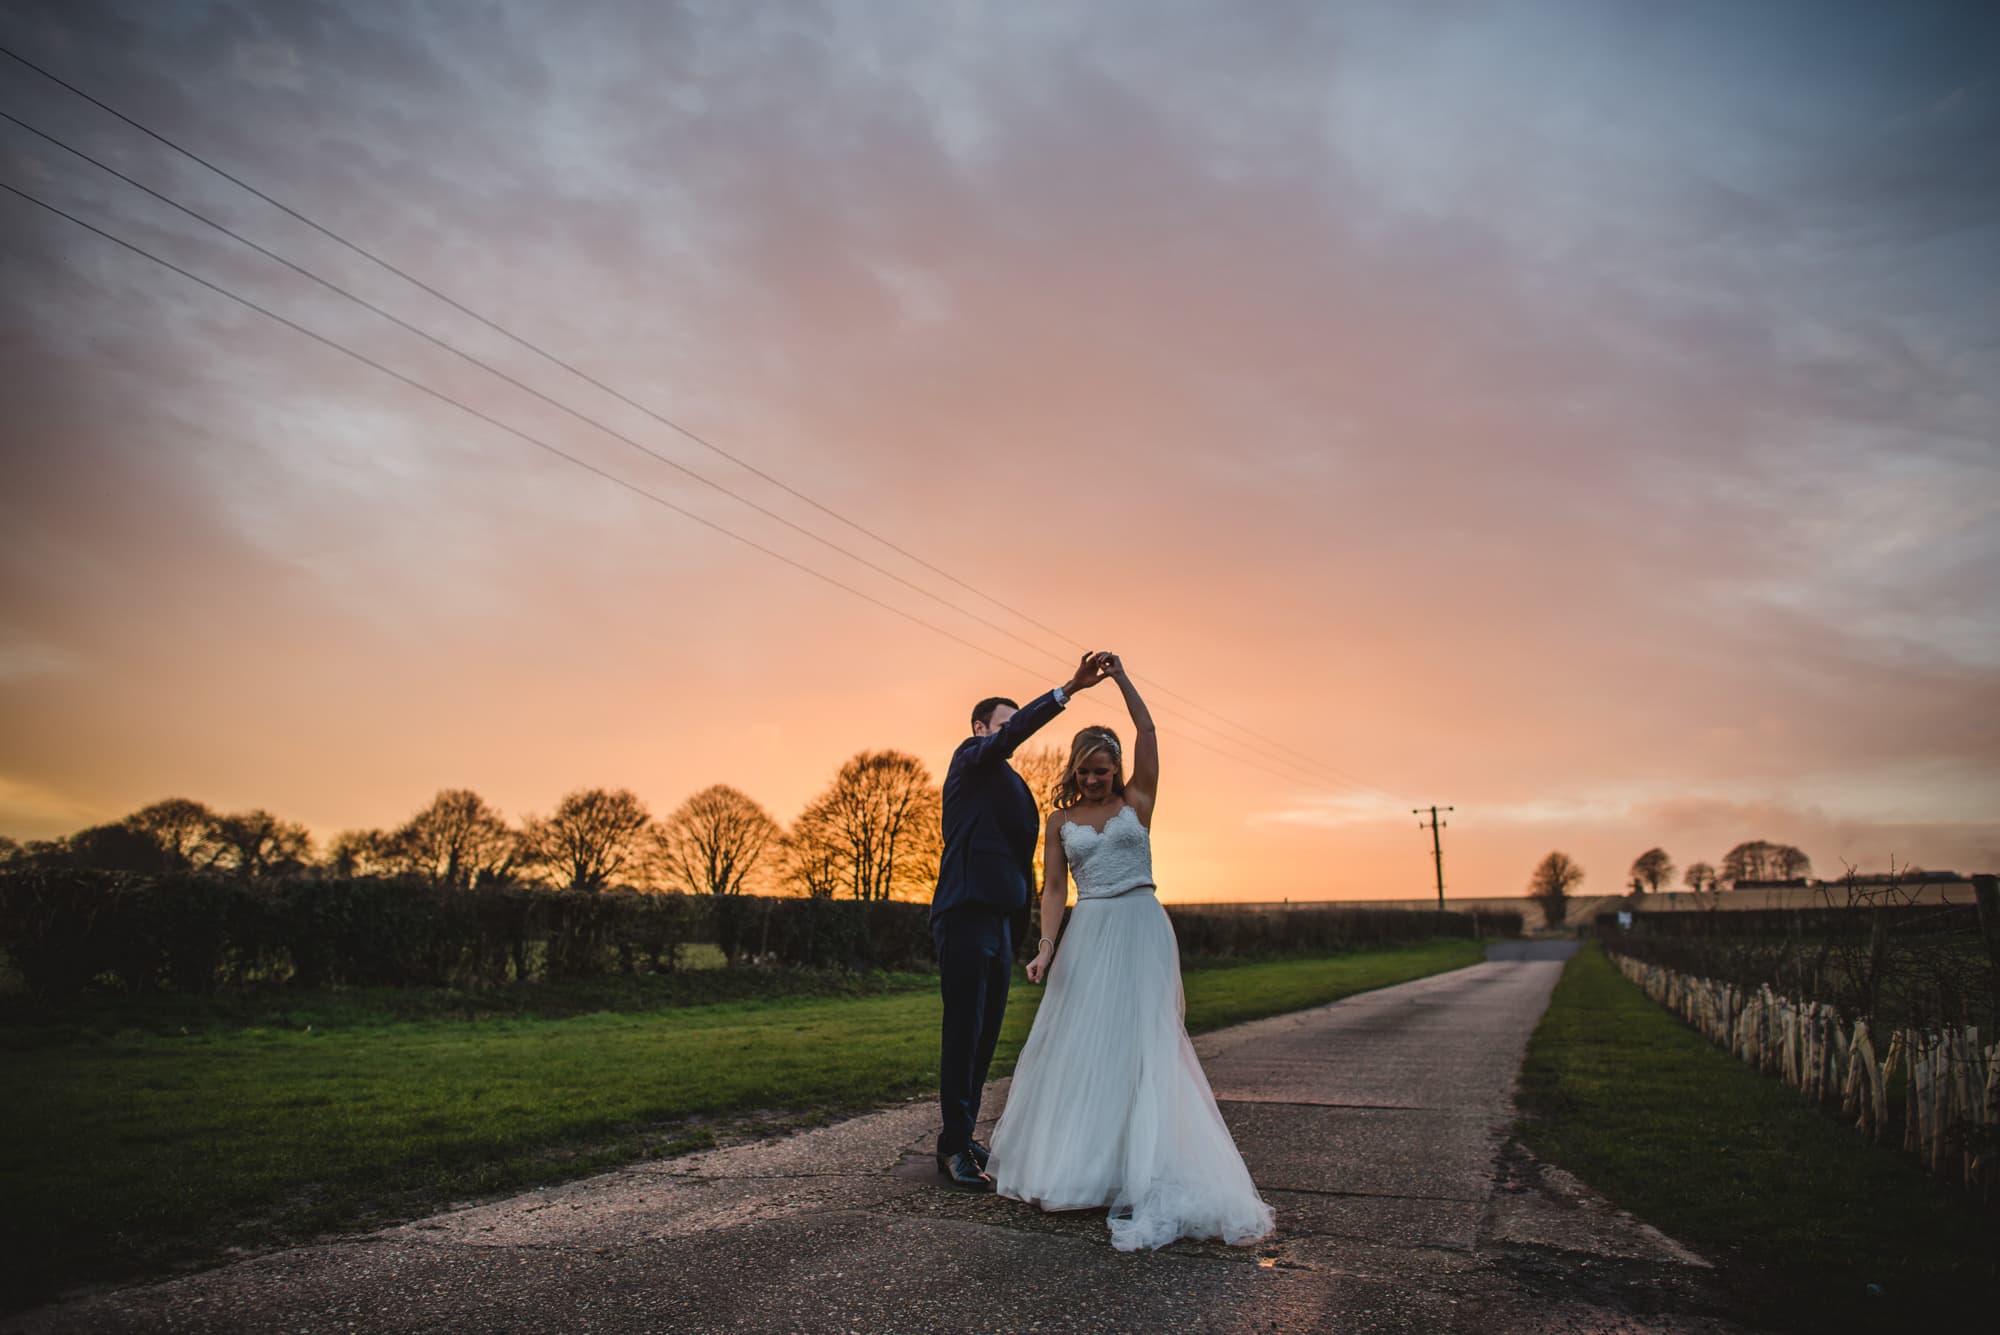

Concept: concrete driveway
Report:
left=8, top=942, right=1752, bottom=1334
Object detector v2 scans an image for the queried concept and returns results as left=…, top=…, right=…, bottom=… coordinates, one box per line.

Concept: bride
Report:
left=987, top=653, right=1275, bottom=1251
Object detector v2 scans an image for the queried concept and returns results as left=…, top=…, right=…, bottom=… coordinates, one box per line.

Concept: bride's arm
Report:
left=1027, top=812, right=1069, bottom=984
left=1106, top=654, right=1158, bottom=819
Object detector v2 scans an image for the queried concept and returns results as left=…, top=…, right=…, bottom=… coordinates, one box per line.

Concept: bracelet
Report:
left=1038, top=936, right=1055, bottom=950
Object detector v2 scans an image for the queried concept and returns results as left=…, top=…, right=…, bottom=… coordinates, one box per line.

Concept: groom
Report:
left=931, top=651, right=1110, bottom=1190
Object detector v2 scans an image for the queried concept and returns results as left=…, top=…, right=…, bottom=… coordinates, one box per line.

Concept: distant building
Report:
left=1729, top=872, right=1965, bottom=891
left=1638, top=876, right=1978, bottom=913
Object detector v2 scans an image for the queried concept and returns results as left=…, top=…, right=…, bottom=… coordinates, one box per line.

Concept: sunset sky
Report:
left=2, top=0, right=1996, bottom=903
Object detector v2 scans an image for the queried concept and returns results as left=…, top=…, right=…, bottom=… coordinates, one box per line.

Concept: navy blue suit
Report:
left=931, top=688, right=1068, bottom=1155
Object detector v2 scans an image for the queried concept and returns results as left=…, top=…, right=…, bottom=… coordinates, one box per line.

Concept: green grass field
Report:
left=1516, top=943, right=1999, bottom=1333
left=3, top=938, right=1482, bottom=1309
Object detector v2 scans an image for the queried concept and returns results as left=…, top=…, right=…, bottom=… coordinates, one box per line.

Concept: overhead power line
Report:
left=0, top=174, right=1342, bottom=793
left=0, top=43, right=1407, bottom=802
left=0, top=106, right=1078, bottom=672
left=0, top=109, right=1342, bottom=792
left=0, top=45, right=1074, bottom=637
left=0, top=179, right=1032, bottom=664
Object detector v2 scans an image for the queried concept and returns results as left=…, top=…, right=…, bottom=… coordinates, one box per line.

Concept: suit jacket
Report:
left=931, top=689, right=1068, bottom=920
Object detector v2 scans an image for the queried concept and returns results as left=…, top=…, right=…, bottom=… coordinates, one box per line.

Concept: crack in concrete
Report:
left=1214, top=1097, right=1438, bottom=1112
left=647, top=1171, right=873, bottom=1184
left=1261, top=1185, right=1488, bottom=1204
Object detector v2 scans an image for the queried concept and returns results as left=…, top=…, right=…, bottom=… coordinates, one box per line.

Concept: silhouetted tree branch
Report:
left=1529, top=851, right=1585, bottom=927
left=212, top=810, right=313, bottom=878
left=793, top=750, right=940, bottom=902
left=125, top=798, right=224, bottom=870
left=1720, top=839, right=1813, bottom=883
left=1629, top=847, right=1673, bottom=895
left=519, top=788, right=652, bottom=892
left=654, top=785, right=780, bottom=896
left=396, top=789, right=516, bottom=889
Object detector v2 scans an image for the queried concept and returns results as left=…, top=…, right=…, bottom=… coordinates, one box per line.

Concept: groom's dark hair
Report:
left=970, top=696, right=1018, bottom=729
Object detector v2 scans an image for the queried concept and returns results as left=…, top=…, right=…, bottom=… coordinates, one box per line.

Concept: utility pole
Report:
left=1414, top=806, right=1453, bottom=912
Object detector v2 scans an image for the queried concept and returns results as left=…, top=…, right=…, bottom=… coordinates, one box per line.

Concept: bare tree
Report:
left=519, top=788, right=653, bottom=892
left=1014, top=745, right=1069, bottom=815
left=654, top=784, right=781, bottom=896
left=1009, top=744, right=1071, bottom=898
left=67, top=823, right=175, bottom=872
left=396, top=789, right=516, bottom=888
left=783, top=804, right=846, bottom=899
left=1529, top=851, right=1585, bottom=928
left=1682, top=861, right=1717, bottom=893
left=794, top=750, right=941, bottom=901
left=124, top=797, right=224, bottom=869
left=1720, top=840, right=1773, bottom=883
left=326, top=828, right=406, bottom=878
left=2, top=838, right=69, bottom=869
left=1629, top=848, right=1674, bottom=895
left=212, top=809, right=314, bottom=878
left=1720, top=840, right=1813, bottom=884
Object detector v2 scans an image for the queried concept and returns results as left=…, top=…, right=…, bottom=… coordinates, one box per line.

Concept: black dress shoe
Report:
left=967, top=1138, right=991, bottom=1170
left=935, top=1149, right=995, bottom=1192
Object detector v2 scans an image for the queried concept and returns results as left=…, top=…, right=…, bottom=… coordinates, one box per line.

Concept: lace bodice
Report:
left=1060, top=804, right=1156, bottom=900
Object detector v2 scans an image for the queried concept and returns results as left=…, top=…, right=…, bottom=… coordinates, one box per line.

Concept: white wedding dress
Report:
left=988, top=804, right=1276, bottom=1250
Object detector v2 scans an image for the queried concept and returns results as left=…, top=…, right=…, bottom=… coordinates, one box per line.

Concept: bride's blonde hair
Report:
left=1054, top=726, right=1125, bottom=810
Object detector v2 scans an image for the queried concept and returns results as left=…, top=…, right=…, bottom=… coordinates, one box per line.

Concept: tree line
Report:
left=1524, top=838, right=1818, bottom=927
left=0, top=745, right=1074, bottom=902
left=1624, top=840, right=1815, bottom=896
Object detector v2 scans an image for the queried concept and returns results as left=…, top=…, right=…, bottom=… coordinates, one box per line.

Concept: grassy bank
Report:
left=1516, top=943, right=1998, bottom=1333
left=3, top=938, right=1481, bottom=1308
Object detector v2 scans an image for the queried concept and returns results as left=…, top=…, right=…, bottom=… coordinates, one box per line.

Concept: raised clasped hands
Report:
left=1065, top=650, right=1116, bottom=695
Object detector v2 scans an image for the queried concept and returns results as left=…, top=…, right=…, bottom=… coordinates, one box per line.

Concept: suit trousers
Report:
left=933, top=906, right=1013, bottom=1156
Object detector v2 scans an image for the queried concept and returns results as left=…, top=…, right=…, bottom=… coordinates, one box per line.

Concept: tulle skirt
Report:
left=988, top=889, right=1276, bottom=1251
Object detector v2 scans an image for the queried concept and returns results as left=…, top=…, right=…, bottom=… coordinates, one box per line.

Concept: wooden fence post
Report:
left=1974, top=874, right=2000, bottom=1034
left=1975, top=874, right=2000, bottom=960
